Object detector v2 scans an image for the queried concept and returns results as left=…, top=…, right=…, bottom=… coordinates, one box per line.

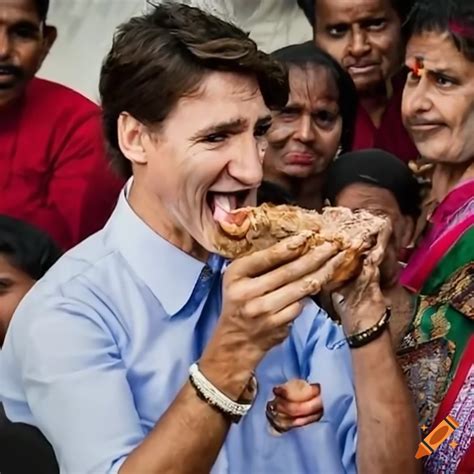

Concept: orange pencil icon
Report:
left=415, top=415, right=459, bottom=459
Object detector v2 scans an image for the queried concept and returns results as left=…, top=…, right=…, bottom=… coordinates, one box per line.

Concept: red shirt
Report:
left=352, top=73, right=419, bottom=164
left=0, top=78, right=124, bottom=249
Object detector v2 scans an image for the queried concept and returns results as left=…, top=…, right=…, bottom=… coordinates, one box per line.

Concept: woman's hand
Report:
left=266, top=379, right=323, bottom=434
left=332, top=253, right=388, bottom=336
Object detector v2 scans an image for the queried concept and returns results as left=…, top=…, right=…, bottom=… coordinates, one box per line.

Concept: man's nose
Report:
left=227, top=138, right=264, bottom=187
left=293, top=114, right=315, bottom=144
left=0, top=30, right=12, bottom=60
left=349, top=27, right=371, bottom=57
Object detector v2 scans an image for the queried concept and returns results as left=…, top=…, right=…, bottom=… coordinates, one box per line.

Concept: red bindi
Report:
left=412, top=58, right=425, bottom=78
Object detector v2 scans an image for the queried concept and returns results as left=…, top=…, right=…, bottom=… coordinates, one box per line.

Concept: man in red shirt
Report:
left=297, top=0, right=419, bottom=164
left=0, top=0, right=124, bottom=249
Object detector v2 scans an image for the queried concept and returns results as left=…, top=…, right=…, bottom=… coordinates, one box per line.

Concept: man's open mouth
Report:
left=207, top=190, right=250, bottom=220
left=206, top=190, right=252, bottom=237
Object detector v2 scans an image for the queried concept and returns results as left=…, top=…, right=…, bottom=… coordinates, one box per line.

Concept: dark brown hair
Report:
left=404, top=0, right=474, bottom=61
left=34, top=0, right=49, bottom=21
left=271, top=42, right=358, bottom=153
left=99, top=2, right=289, bottom=178
left=297, top=0, right=414, bottom=27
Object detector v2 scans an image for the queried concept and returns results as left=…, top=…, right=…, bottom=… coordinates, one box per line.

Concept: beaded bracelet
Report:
left=346, top=307, right=392, bottom=349
left=188, top=363, right=253, bottom=423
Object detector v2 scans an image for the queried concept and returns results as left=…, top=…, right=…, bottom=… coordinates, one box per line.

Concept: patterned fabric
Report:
left=425, top=366, right=473, bottom=474
left=426, top=262, right=474, bottom=319
left=399, top=179, right=474, bottom=471
left=398, top=338, right=455, bottom=428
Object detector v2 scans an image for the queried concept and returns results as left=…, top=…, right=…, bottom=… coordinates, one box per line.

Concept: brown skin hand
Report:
left=333, top=256, right=421, bottom=473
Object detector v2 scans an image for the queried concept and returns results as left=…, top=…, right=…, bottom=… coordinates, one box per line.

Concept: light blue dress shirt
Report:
left=0, top=186, right=357, bottom=473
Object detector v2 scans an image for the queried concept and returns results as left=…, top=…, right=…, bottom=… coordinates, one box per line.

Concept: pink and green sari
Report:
left=399, top=178, right=474, bottom=473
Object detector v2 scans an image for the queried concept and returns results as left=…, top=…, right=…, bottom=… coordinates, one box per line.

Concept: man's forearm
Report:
left=383, top=284, right=415, bottom=348
left=120, top=350, right=255, bottom=474
left=351, top=330, right=421, bottom=474
left=120, top=382, right=230, bottom=474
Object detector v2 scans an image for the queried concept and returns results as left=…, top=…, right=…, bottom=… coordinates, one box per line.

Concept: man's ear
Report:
left=117, top=112, right=149, bottom=167
left=400, top=215, right=416, bottom=248
left=40, top=25, right=57, bottom=63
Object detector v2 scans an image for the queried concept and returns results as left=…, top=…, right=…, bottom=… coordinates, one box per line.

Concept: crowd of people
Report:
left=0, top=0, right=472, bottom=473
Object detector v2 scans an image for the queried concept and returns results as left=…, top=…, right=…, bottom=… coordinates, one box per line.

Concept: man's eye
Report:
left=366, top=19, right=386, bottom=31
left=254, top=123, right=271, bottom=138
left=12, top=26, right=39, bottom=39
left=327, top=25, right=348, bottom=37
left=204, top=133, right=228, bottom=143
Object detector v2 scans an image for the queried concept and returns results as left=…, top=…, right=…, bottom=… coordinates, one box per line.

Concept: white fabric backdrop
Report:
left=39, top=0, right=311, bottom=102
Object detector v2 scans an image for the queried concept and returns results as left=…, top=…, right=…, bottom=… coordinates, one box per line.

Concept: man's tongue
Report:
left=212, top=194, right=237, bottom=222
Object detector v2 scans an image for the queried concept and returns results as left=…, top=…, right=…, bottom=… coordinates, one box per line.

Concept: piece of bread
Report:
left=213, top=203, right=391, bottom=286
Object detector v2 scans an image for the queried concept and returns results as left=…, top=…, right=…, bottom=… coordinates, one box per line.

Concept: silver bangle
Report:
left=189, top=363, right=253, bottom=420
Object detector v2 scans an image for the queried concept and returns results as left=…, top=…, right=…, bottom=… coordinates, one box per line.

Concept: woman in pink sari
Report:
left=400, top=0, right=474, bottom=472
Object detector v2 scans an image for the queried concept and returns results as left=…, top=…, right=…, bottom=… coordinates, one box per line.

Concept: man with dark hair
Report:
left=35, top=0, right=49, bottom=22
left=0, top=0, right=123, bottom=249
left=1, top=4, right=419, bottom=474
left=297, top=0, right=418, bottom=164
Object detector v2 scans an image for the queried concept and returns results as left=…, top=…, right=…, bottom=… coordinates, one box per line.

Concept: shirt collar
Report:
left=105, top=179, right=220, bottom=316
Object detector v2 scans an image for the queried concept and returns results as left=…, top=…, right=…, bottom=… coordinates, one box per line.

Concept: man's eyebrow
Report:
left=191, top=118, right=249, bottom=141
left=9, top=20, right=41, bottom=31
left=325, top=21, right=348, bottom=29
left=324, top=12, right=385, bottom=27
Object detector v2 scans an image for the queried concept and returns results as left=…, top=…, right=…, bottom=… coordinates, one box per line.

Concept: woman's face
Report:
left=0, top=254, right=34, bottom=346
left=402, top=31, right=474, bottom=164
left=314, top=0, right=402, bottom=94
left=264, top=65, right=342, bottom=181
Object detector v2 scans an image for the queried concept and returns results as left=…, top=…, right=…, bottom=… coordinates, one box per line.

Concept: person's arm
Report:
left=383, top=283, right=415, bottom=347
left=349, top=328, right=420, bottom=472
left=14, top=292, right=234, bottom=474
left=121, top=382, right=232, bottom=473
left=11, top=235, right=339, bottom=473
left=121, top=238, right=340, bottom=473
left=2, top=111, right=123, bottom=249
left=334, top=260, right=421, bottom=474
